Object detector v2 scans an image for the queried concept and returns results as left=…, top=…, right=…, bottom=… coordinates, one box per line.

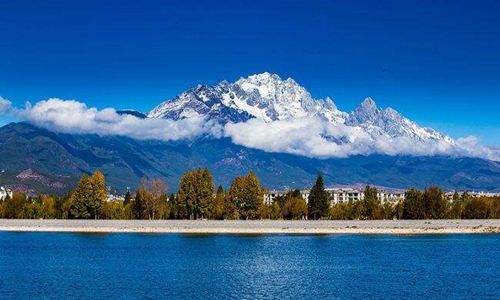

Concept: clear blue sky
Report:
left=0, top=0, right=499, bottom=143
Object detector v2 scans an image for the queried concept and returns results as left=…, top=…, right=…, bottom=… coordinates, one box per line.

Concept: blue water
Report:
left=0, top=233, right=499, bottom=300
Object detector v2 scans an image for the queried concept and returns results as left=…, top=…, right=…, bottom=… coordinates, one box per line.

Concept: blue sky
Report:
left=0, top=0, right=499, bottom=143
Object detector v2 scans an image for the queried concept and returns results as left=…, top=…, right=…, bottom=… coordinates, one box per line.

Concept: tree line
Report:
left=1, top=170, right=499, bottom=220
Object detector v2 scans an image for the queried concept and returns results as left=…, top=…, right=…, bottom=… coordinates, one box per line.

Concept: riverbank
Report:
left=1, top=219, right=500, bottom=234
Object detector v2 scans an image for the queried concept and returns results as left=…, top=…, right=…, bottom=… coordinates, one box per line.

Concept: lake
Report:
left=1, top=232, right=499, bottom=299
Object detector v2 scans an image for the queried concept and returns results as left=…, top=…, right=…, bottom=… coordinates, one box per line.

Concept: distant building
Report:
left=263, top=187, right=405, bottom=206
left=329, top=188, right=364, bottom=204
left=264, top=190, right=309, bottom=204
left=106, top=194, right=125, bottom=202
left=377, top=191, right=406, bottom=204
left=263, top=190, right=285, bottom=204
left=0, top=187, right=13, bottom=200
left=445, top=191, right=500, bottom=201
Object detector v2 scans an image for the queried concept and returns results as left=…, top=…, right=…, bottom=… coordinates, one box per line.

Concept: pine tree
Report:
left=307, top=174, right=329, bottom=220
left=70, top=174, right=93, bottom=219
left=168, top=193, right=177, bottom=219
left=197, top=168, right=215, bottom=219
left=177, top=171, right=197, bottom=219
left=241, top=171, right=263, bottom=219
left=133, top=187, right=147, bottom=219
left=124, top=190, right=132, bottom=206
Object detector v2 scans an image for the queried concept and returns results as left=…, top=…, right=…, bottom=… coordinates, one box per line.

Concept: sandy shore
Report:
left=0, top=219, right=500, bottom=234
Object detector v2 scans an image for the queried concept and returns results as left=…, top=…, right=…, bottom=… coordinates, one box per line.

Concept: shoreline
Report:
left=1, top=219, right=500, bottom=234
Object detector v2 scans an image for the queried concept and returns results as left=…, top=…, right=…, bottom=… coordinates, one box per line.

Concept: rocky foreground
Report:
left=1, top=219, right=500, bottom=234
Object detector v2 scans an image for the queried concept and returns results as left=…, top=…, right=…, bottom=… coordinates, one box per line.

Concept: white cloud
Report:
left=15, top=98, right=220, bottom=141
left=0, top=97, right=13, bottom=114
left=223, top=117, right=500, bottom=161
left=456, top=136, right=500, bottom=162
left=0, top=96, right=498, bottom=161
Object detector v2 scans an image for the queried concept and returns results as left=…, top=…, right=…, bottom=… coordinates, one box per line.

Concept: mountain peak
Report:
left=323, top=97, right=337, bottom=110
left=147, top=74, right=452, bottom=145
left=243, top=72, right=283, bottom=83
left=345, top=97, right=380, bottom=126
left=360, top=97, right=378, bottom=110
left=384, top=107, right=400, bottom=117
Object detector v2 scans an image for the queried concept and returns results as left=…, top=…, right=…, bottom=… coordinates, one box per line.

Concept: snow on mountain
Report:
left=231, top=72, right=347, bottom=123
left=346, top=97, right=456, bottom=144
left=148, top=83, right=252, bottom=123
left=149, top=72, right=346, bottom=124
left=148, top=72, right=455, bottom=145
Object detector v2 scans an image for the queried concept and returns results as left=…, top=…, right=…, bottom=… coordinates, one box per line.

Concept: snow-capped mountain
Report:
left=149, top=72, right=454, bottom=145
left=149, top=72, right=346, bottom=124
left=346, top=98, right=455, bottom=144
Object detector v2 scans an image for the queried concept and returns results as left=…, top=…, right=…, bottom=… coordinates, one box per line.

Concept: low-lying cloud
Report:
left=9, top=98, right=221, bottom=141
left=223, top=117, right=499, bottom=160
left=1, top=97, right=498, bottom=161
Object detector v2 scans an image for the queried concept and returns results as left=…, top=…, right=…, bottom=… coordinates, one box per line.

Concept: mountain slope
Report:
left=0, top=122, right=499, bottom=194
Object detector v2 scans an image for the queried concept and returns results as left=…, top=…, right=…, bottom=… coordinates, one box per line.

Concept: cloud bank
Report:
left=12, top=98, right=222, bottom=141
left=223, top=117, right=500, bottom=161
left=1, top=97, right=498, bottom=161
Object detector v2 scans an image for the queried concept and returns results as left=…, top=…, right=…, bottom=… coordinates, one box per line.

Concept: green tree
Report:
left=307, top=174, right=330, bottom=220
left=447, top=201, right=464, bottom=219
left=362, top=186, right=381, bottom=220
left=403, top=188, right=424, bottom=219
left=124, top=190, right=132, bottom=206
left=393, top=201, right=404, bottom=220
left=102, top=201, right=126, bottom=219
left=328, top=203, right=347, bottom=220
left=381, top=202, right=395, bottom=220
left=124, top=201, right=135, bottom=219
left=463, top=197, right=492, bottom=219
left=177, top=168, right=215, bottom=219
left=38, top=195, right=57, bottom=219
left=70, top=174, right=93, bottom=219
left=461, top=191, right=471, bottom=202
left=168, top=193, right=178, bottom=219
left=241, top=171, right=263, bottom=219
left=423, top=187, right=446, bottom=219
left=55, top=192, right=73, bottom=219
left=1, top=193, right=28, bottom=218
left=198, top=168, right=215, bottom=218
left=133, top=187, right=147, bottom=219
left=227, top=172, right=263, bottom=220
left=282, top=196, right=308, bottom=220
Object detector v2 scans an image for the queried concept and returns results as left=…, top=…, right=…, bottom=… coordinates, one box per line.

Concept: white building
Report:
left=263, top=190, right=310, bottom=204
left=445, top=191, right=500, bottom=201
left=377, top=191, right=406, bottom=204
left=328, top=188, right=364, bottom=204
left=0, top=187, right=13, bottom=200
left=106, top=194, right=125, bottom=202
left=264, top=187, right=405, bottom=206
